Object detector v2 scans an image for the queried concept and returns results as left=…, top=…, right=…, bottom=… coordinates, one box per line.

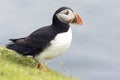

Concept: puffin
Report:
left=7, top=7, right=82, bottom=70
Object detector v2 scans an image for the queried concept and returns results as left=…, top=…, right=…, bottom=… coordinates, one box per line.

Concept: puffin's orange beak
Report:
left=70, top=13, right=82, bottom=25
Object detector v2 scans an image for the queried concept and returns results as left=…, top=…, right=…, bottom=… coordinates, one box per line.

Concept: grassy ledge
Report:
left=0, top=46, right=77, bottom=80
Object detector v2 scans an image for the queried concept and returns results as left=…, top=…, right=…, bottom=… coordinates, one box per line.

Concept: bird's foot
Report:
left=37, top=63, right=49, bottom=72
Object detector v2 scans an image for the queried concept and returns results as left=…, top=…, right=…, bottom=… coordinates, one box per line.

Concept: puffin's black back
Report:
left=6, top=7, right=71, bottom=56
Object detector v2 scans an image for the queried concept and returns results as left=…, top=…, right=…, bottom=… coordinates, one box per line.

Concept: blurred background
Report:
left=0, top=0, right=120, bottom=80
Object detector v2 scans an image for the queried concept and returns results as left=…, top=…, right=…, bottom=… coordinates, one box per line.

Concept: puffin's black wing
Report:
left=7, top=26, right=57, bottom=56
left=27, top=26, right=56, bottom=48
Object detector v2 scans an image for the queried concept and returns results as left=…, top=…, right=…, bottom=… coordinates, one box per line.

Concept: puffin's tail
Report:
left=6, top=38, right=40, bottom=56
left=7, top=43, right=23, bottom=53
left=6, top=38, right=33, bottom=56
left=6, top=43, right=31, bottom=55
left=7, top=43, right=40, bottom=56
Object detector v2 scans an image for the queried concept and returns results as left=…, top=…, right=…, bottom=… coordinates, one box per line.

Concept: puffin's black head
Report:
left=53, top=7, right=82, bottom=26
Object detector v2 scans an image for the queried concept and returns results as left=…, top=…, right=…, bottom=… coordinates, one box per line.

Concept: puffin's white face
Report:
left=56, top=9, right=75, bottom=24
left=56, top=9, right=82, bottom=25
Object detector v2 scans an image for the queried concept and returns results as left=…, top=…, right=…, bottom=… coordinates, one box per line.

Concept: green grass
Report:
left=0, top=46, right=77, bottom=80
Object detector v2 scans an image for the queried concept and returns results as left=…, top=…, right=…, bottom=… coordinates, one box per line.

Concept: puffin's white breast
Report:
left=35, top=27, right=72, bottom=62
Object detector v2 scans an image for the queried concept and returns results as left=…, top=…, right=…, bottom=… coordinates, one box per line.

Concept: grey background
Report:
left=0, top=0, right=120, bottom=80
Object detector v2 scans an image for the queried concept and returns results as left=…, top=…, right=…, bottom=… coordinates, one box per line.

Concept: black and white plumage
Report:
left=7, top=7, right=82, bottom=69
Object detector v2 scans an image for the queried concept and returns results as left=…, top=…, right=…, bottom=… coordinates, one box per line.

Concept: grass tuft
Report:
left=0, top=46, right=77, bottom=80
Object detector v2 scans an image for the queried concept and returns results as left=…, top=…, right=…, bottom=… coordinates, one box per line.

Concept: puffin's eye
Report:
left=64, top=10, right=69, bottom=15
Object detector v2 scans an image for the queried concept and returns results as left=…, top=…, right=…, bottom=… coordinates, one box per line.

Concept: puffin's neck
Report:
left=52, top=15, right=70, bottom=33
